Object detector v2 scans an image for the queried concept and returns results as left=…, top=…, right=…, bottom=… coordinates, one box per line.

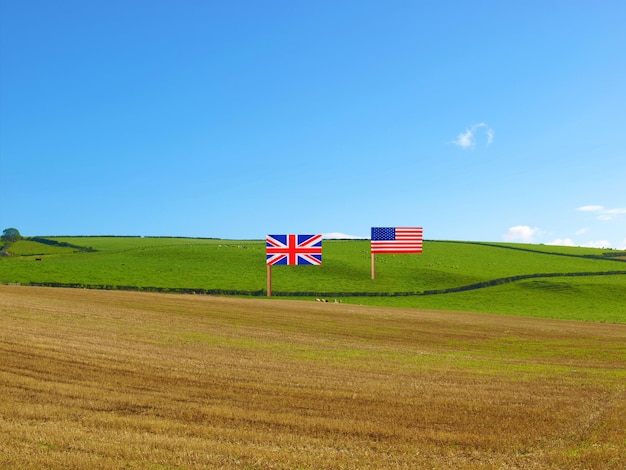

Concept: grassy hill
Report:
left=1, top=236, right=625, bottom=322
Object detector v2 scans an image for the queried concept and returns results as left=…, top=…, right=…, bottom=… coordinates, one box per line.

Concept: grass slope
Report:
left=1, top=286, right=625, bottom=469
left=1, top=237, right=625, bottom=322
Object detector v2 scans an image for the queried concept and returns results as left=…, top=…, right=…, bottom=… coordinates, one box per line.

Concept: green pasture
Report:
left=342, top=275, right=626, bottom=323
left=1, top=236, right=625, bottom=322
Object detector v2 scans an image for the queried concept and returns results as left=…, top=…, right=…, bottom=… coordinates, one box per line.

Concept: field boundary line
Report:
left=438, top=240, right=626, bottom=263
left=9, top=270, right=626, bottom=298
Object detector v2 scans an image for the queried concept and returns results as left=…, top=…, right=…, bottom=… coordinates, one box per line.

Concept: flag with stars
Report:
left=371, top=227, right=422, bottom=254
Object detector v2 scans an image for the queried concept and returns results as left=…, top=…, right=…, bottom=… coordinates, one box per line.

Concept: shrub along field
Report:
left=1, top=236, right=625, bottom=322
left=1, top=285, right=625, bottom=469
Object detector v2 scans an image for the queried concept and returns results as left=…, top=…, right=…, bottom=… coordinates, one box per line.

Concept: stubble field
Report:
left=1, top=285, right=625, bottom=469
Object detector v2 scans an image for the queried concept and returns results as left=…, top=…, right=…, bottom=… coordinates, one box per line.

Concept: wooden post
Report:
left=371, top=253, right=375, bottom=280
left=267, top=264, right=272, bottom=297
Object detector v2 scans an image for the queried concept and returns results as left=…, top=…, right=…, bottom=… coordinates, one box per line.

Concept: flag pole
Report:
left=371, top=253, right=375, bottom=280
left=267, top=264, right=272, bottom=297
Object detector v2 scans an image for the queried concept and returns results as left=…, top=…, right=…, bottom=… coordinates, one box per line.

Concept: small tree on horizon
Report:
left=2, top=228, right=22, bottom=243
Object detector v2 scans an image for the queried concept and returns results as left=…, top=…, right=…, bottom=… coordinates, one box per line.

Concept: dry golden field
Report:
left=1, top=285, right=625, bottom=469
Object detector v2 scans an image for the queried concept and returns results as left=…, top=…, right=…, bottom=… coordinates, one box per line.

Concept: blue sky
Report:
left=1, top=1, right=625, bottom=248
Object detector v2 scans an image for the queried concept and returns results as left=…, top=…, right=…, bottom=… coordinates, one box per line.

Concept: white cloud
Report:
left=452, top=122, right=494, bottom=149
left=583, top=240, right=612, bottom=249
left=547, top=238, right=612, bottom=249
left=453, top=129, right=474, bottom=148
left=577, top=205, right=604, bottom=212
left=577, top=205, right=626, bottom=220
left=322, top=232, right=367, bottom=239
left=503, top=225, right=539, bottom=243
left=545, top=206, right=626, bottom=249
left=486, top=127, right=494, bottom=145
left=546, top=238, right=575, bottom=246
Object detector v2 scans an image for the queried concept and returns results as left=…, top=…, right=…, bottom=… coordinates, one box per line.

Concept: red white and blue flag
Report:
left=371, top=227, right=423, bottom=254
left=266, top=234, right=323, bottom=265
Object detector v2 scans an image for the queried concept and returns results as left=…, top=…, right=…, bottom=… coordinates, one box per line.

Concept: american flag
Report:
left=371, top=227, right=423, bottom=254
left=266, top=234, right=323, bottom=265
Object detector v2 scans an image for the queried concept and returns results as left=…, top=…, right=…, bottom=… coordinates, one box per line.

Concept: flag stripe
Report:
left=371, top=227, right=423, bottom=254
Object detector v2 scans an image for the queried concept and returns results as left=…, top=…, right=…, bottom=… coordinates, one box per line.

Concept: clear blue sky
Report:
left=1, top=1, right=625, bottom=248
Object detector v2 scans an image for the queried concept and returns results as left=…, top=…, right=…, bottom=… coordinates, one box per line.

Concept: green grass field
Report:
left=1, top=236, right=625, bottom=322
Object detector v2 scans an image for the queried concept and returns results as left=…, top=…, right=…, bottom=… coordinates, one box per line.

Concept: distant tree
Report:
left=1, top=228, right=22, bottom=242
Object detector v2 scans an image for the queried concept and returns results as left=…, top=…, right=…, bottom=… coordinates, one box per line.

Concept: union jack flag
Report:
left=266, top=234, right=323, bottom=265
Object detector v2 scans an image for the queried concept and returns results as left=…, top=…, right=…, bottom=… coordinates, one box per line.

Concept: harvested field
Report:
left=1, top=285, right=625, bottom=469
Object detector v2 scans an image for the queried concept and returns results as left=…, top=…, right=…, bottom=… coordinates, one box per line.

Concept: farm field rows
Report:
left=1, top=285, right=625, bottom=469
left=1, top=237, right=625, bottom=321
